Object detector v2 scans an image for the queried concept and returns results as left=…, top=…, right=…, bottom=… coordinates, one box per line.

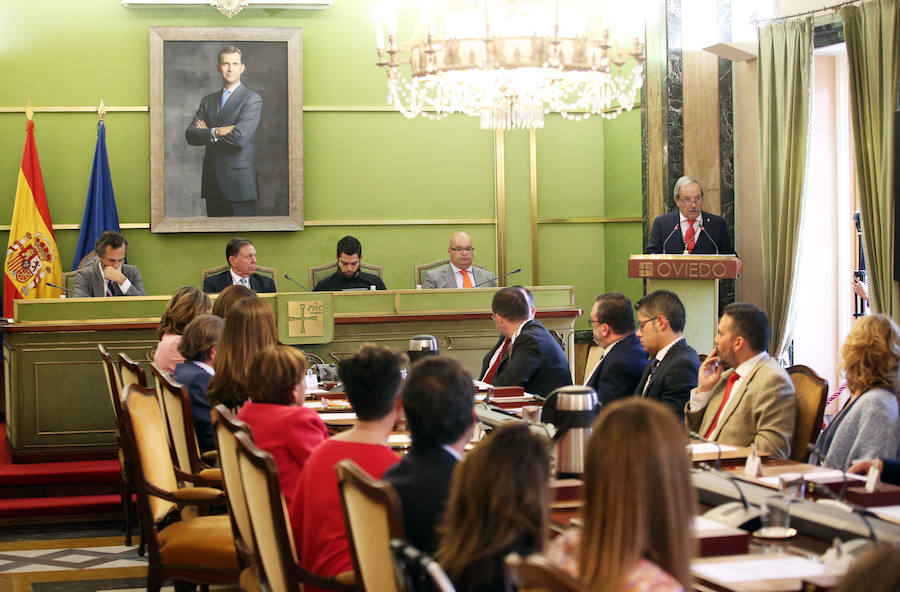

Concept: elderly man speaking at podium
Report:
left=646, top=176, right=736, bottom=256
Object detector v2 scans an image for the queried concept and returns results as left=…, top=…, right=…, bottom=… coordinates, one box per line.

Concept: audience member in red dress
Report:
left=547, top=398, right=696, bottom=592
left=383, top=356, right=476, bottom=554
left=289, top=345, right=405, bottom=589
left=173, top=314, right=222, bottom=453
left=436, top=421, right=551, bottom=592
left=153, top=286, right=211, bottom=374
left=237, top=345, right=328, bottom=507
left=206, top=297, right=277, bottom=411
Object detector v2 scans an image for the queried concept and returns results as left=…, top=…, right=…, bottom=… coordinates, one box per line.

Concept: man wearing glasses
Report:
left=422, top=231, right=497, bottom=289
left=633, top=290, right=700, bottom=419
left=646, top=176, right=736, bottom=255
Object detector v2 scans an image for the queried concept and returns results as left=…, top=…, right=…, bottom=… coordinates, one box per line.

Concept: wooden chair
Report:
left=117, top=351, right=147, bottom=390
left=151, top=364, right=222, bottom=496
left=62, top=255, right=97, bottom=294
left=414, top=258, right=489, bottom=286
left=505, top=553, right=590, bottom=592
left=390, top=539, right=456, bottom=592
left=200, top=263, right=278, bottom=290
left=121, top=383, right=238, bottom=592
left=308, top=261, right=384, bottom=290
left=211, top=406, right=261, bottom=591
left=235, top=431, right=357, bottom=592
left=335, top=459, right=405, bottom=592
left=787, top=364, right=829, bottom=462
left=98, top=344, right=137, bottom=549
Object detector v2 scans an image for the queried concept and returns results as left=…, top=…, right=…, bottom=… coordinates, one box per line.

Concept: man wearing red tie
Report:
left=422, top=231, right=497, bottom=289
left=645, top=176, right=736, bottom=256
left=686, top=303, right=797, bottom=458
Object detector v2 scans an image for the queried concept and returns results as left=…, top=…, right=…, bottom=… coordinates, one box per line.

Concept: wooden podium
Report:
left=628, top=255, right=740, bottom=354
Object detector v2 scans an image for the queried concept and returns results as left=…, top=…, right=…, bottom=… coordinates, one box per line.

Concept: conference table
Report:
left=2, top=286, right=579, bottom=462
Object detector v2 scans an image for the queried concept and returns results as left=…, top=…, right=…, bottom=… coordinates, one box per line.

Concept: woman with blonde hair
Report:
left=437, top=421, right=551, bottom=592
left=206, top=297, right=277, bottom=411
left=810, top=314, right=900, bottom=471
left=237, top=345, right=328, bottom=506
left=153, top=286, right=211, bottom=373
left=548, top=398, right=694, bottom=592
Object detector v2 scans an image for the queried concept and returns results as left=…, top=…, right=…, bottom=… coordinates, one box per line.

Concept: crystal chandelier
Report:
left=372, top=0, right=646, bottom=131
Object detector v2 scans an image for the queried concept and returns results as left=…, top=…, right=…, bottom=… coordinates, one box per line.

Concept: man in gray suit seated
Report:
left=72, top=231, right=146, bottom=298
left=422, top=231, right=497, bottom=289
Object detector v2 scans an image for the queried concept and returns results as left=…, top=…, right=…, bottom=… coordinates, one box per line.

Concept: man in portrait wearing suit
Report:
left=646, top=176, right=737, bottom=256
left=686, top=302, right=797, bottom=458
left=72, top=231, right=146, bottom=298
left=202, top=237, right=276, bottom=294
left=383, top=357, right=475, bottom=554
left=422, top=231, right=497, bottom=289
left=185, top=45, right=262, bottom=218
left=633, top=290, right=700, bottom=419
left=480, top=287, right=572, bottom=397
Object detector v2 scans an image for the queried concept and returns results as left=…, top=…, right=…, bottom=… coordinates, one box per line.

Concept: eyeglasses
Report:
left=678, top=196, right=703, bottom=206
left=449, top=246, right=475, bottom=253
left=588, top=319, right=602, bottom=327
left=636, top=316, right=659, bottom=331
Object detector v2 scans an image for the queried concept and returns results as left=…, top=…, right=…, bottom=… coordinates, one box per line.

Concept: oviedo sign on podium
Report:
left=628, top=255, right=740, bottom=355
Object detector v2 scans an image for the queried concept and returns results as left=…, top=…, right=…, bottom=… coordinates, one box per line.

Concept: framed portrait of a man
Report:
left=149, top=26, right=303, bottom=232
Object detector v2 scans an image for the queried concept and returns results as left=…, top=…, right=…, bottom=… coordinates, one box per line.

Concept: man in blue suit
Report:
left=646, top=176, right=737, bottom=256
left=585, top=292, right=649, bottom=405
left=383, top=357, right=475, bottom=553
left=185, top=45, right=262, bottom=217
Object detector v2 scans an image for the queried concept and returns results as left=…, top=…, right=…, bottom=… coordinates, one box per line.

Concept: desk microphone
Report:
left=474, top=267, right=521, bottom=287
left=811, top=472, right=879, bottom=542
left=283, top=273, right=309, bottom=292
left=807, top=443, right=850, bottom=501
left=661, top=224, right=679, bottom=254
left=699, top=220, right=720, bottom=254
left=697, top=461, right=761, bottom=530
left=690, top=430, right=724, bottom=470
left=47, top=282, right=69, bottom=294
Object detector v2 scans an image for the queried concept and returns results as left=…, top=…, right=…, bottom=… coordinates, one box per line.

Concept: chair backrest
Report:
left=235, top=430, right=302, bottom=592
left=122, top=382, right=179, bottom=524
left=414, top=258, right=488, bottom=286
left=62, top=270, right=80, bottom=294
left=118, top=352, right=148, bottom=389
left=201, top=263, right=278, bottom=289
left=787, top=364, right=829, bottom=462
left=335, top=459, right=405, bottom=592
left=391, top=539, right=456, bottom=592
left=98, top=344, right=124, bottom=423
left=309, top=261, right=384, bottom=289
left=152, top=363, right=203, bottom=477
left=505, top=553, right=590, bottom=592
left=211, top=405, right=257, bottom=570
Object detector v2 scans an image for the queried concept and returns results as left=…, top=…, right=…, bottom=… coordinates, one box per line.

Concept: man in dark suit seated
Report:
left=383, top=357, right=475, bottom=554
left=646, top=175, right=737, bottom=256
left=585, top=292, right=649, bottom=405
left=202, top=237, right=276, bottom=294
left=71, top=231, right=146, bottom=298
left=480, top=286, right=573, bottom=397
left=633, top=289, right=700, bottom=419
left=313, top=235, right=387, bottom=291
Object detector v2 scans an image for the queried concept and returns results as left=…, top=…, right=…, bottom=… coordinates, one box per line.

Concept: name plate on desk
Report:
left=628, top=255, right=739, bottom=280
left=277, top=293, right=334, bottom=344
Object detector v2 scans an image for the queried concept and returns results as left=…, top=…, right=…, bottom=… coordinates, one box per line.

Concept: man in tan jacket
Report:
left=685, top=302, right=797, bottom=458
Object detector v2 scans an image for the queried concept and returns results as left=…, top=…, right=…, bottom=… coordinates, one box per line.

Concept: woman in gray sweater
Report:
left=811, top=314, right=900, bottom=471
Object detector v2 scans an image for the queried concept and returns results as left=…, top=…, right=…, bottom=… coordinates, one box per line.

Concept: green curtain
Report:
left=841, top=0, right=900, bottom=320
left=757, top=18, right=812, bottom=358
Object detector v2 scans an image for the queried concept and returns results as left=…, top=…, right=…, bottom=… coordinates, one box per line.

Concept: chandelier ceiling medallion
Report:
left=372, top=0, right=646, bottom=131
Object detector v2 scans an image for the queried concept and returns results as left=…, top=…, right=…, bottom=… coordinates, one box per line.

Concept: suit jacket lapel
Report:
left=217, top=84, right=245, bottom=125
left=443, top=266, right=456, bottom=288
left=91, top=265, right=105, bottom=297
left=712, top=357, right=766, bottom=433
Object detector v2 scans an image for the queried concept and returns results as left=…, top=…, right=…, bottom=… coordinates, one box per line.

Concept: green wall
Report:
left=0, top=0, right=643, bottom=329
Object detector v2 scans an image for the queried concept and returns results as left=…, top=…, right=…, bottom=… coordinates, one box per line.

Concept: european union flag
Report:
left=73, top=120, right=120, bottom=270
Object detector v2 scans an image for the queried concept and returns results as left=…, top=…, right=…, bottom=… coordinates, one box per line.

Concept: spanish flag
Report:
left=4, top=121, right=62, bottom=318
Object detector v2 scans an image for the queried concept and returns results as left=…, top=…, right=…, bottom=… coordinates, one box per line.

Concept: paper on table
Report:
left=388, top=434, right=412, bottom=445
left=693, top=556, right=825, bottom=583
left=319, top=412, right=357, bottom=421
left=870, top=505, right=900, bottom=524
left=303, top=400, right=324, bottom=409
left=689, top=443, right=738, bottom=455
left=693, top=516, right=735, bottom=532
left=758, top=469, right=866, bottom=488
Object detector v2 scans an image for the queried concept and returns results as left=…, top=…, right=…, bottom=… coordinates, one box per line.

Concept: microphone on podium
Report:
left=283, top=273, right=310, bottom=292
left=474, top=267, right=522, bottom=288
left=699, top=220, right=720, bottom=254
left=661, top=224, right=679, bottom=254
left=47, top=282, right=69, bottom=295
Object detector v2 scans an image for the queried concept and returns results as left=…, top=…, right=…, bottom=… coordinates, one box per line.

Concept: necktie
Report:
left=704, top=371, right=740, bottom=439
left=106, top=280, right=117, bottom=297
left=684, top=220, right=696, bottom=252
left=483, top=338, right=510, bottom=384
left=461, top=269, right=473, bottom=288
left=641, top=357, right=661, bottom=396
left=241, top=277, right=250, bottom=289
left=220, top=89, right=231, bottom=110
